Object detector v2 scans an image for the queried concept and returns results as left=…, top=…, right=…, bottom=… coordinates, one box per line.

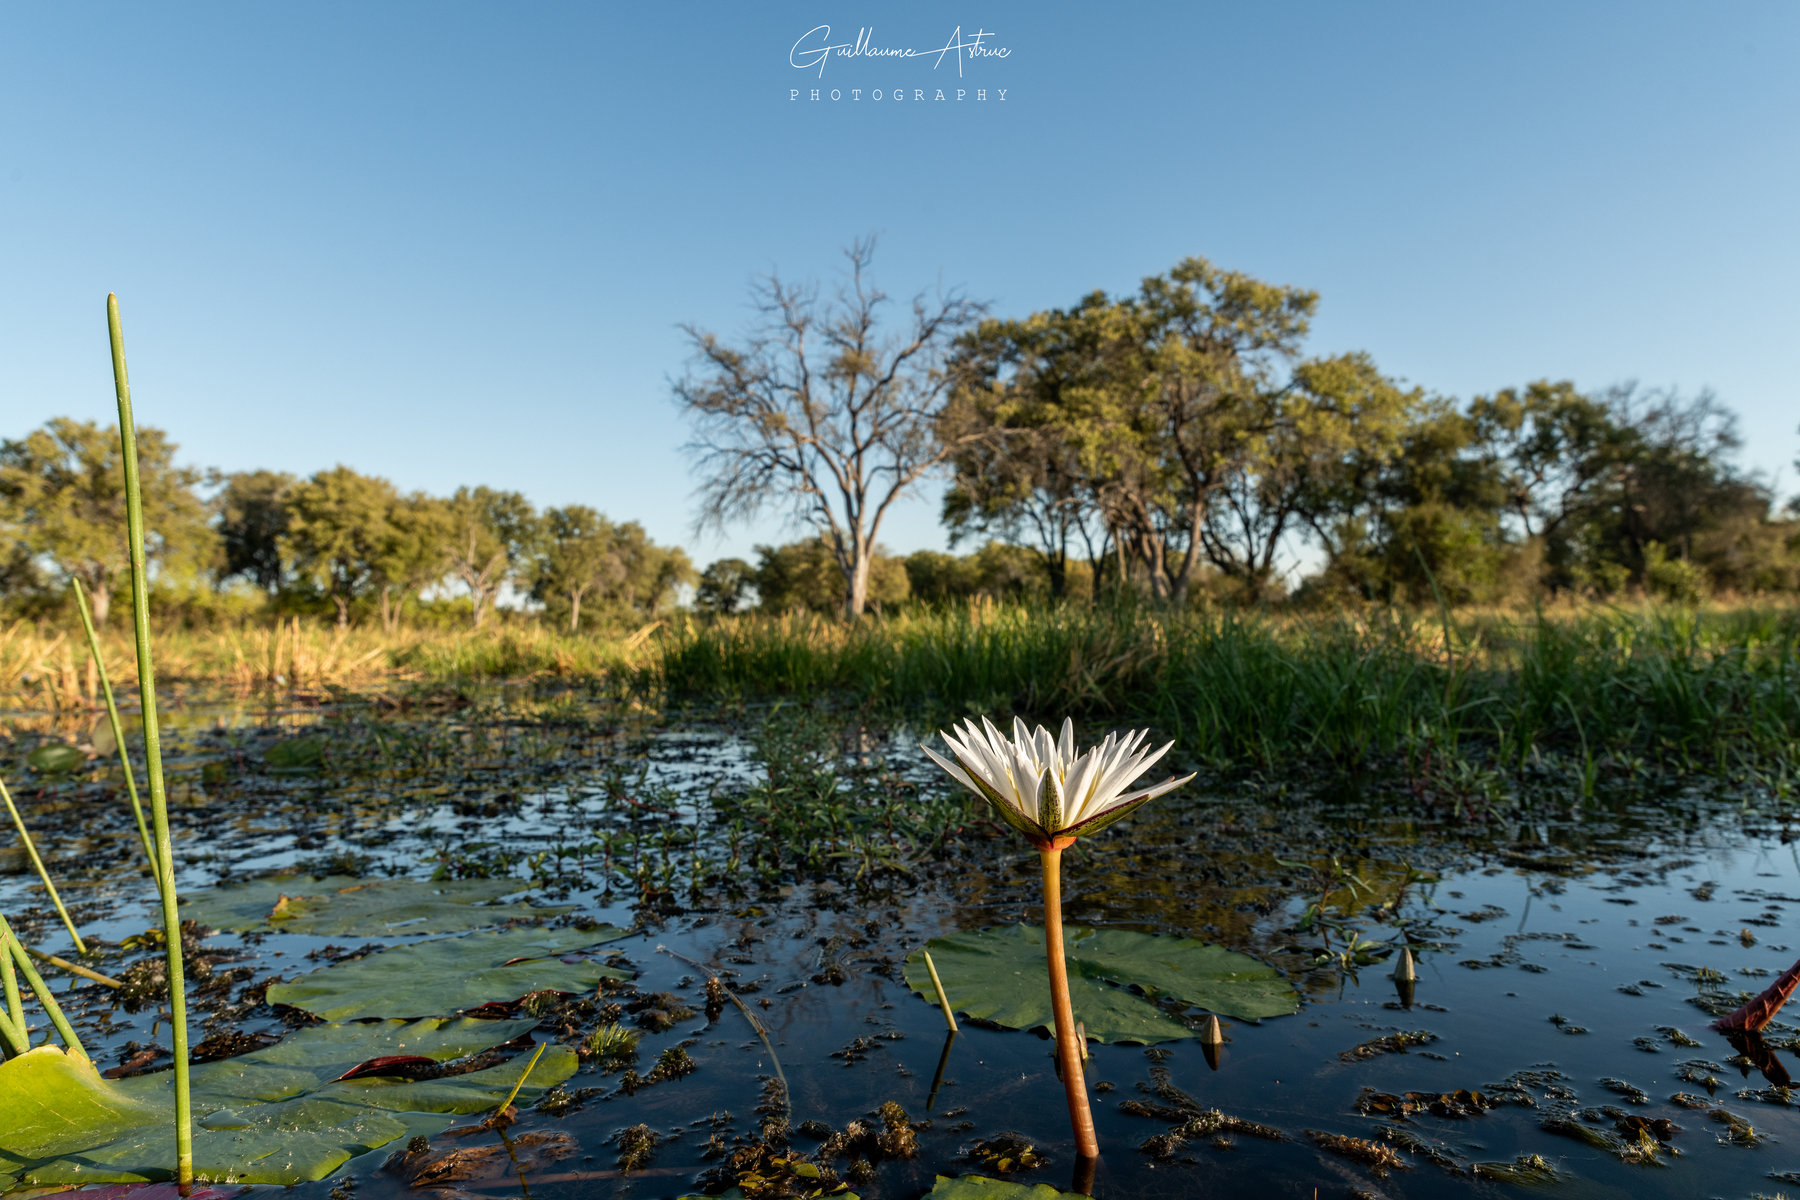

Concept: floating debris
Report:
left=1339, top=1030, right=1437, bottom=1062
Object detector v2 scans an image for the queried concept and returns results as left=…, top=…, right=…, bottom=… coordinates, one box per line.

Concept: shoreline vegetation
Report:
left=5, top=599, right=1796, bottom=772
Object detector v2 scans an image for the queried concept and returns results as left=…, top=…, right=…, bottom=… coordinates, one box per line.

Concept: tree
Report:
left=605, top=521, right=695, bottom=617
left=445, top=486, right=539, bottom=629
left=940, top=320, right=1100, bottom=598
left=752, top=538, right=910, bottom=614
left=0, top=417, right=212, bottom=625
left=941, top=260, right=1321, bottom=605
left=216, top=469, right=295, bottom=593
left=533, top=505, right=626, bottom=632
left=282, top=466, right=398, bottom=628
left=695, top=557, right=756, bottom=614
left=676, top=237, right=985, bottom=617
left=372, top=493, right=451, bottom=631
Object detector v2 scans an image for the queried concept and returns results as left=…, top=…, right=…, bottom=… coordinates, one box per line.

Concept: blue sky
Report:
left=3, top=2, right=1795, bottom=567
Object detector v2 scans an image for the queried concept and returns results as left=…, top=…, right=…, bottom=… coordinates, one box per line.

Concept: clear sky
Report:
left=3, top=2, right=1795, bottom=567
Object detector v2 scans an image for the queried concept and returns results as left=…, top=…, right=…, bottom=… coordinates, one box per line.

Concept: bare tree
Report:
left=675, top=237, right=985, bottom=617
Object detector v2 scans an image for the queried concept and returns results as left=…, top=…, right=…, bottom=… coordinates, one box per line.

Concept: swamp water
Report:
left=3, top=690, right=1800, bottom=1200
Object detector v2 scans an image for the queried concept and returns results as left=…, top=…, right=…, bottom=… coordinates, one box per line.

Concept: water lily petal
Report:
left=920, top=743, right=981, bottom=798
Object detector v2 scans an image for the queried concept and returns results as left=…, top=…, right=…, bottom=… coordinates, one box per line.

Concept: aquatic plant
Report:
left=922, top=716, right=1193, bottom=1160
left=110, top=293, right=194, bottom=1186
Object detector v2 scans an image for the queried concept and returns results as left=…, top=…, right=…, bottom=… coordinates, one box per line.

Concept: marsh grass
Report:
left=657, top=601, right=1800, bottom=770
left=5, top=599, right=1796, bottom=776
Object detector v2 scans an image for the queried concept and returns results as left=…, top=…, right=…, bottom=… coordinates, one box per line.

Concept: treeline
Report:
left=5, top=255, right=1799, bottom=631
left=935, top=260, right=1800, bottom=607
left=0, top=419, right=692, bottom=630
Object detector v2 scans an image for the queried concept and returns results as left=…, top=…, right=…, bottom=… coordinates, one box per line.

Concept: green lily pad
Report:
left=924, top=1176, right=1087, bottom=1200
left=904, top=925, right=1297, bottom=1044
left=263, top=736, right=327, bottom=768
left=0, top=1016, right=578, bottom=1186
left=182, top=875, right=575, bottom=935
left=266, top=925, right=632, bottom=1020
left=28, top=743, right=86, bottom=773
left=114, top=1017, right=540, bottom=1106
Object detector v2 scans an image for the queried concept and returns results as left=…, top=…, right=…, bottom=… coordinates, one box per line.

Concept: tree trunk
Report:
left=380, top=586, right=395, bottom=633
left=471, top=588, right=489, bottom=629
left=568, top=589, right=582, bottom=633
left=88, top=578, right=111, bottom=628
left=333, top=593, right=350, bottom=629
left=846, top=551, right=871, bottom=619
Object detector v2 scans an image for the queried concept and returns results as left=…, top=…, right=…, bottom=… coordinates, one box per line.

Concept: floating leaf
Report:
left=924, top=1175, right=1087, bottom=1199
left=113, top=1017, right=540, bottom=1106
left=904, top=925, right=1297, bottom=1044
left=266, top=925, right=631, bottom=1020
left=0, top=1017, right=578, bottom=1187
left=263, top=736, right=327, bottom=769
left=28, top=743, right=86, bottom=773
left=182, top=875, right=575, bottom=936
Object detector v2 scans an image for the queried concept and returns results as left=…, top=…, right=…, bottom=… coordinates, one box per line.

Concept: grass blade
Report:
left=0, top=776, right=87, bottom=954
left=0, top=911, right=86, bottom=1057
left=108, top=292, right=192, bottom=1186
left=71, top=577, right=161, bottom=891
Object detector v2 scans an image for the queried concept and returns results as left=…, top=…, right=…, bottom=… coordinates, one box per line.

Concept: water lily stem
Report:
left=71, top=576, right=162, bottom=894
left=0, top=776, right=87, bottom=954
left=1039, top=844, right=1099, bottom=1160
left=109, top=294, right=192, bottom=1187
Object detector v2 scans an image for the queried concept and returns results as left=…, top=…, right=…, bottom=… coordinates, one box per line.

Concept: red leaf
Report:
left=334, top=1054, right=438, bottom=1081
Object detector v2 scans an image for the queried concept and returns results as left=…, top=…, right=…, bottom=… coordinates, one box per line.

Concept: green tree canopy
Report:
left=752, top=537, right=909, bottom=615
left=216, top=469, right=296, bottom=593
left=694, top=557, right=755, bottom=615
left=281, top=466, right=399, bottom=628
left=445, top=487, right=539, bottom=629
left=372, top=493, right=452, bottom=631
left=0, top=417, right=212, bottom=625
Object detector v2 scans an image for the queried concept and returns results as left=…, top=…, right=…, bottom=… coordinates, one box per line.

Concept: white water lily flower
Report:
left=923, top=716, right=1195, bottom=847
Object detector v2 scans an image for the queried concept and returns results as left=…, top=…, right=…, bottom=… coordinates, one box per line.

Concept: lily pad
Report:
left=28, top=742, right=86, bottom=773
left=904, top=925, right=1297, bottom=1043
left=114, top=1017, right=541, bottom=1106
left=263, top=736, right=327, bottom=768
left=924, top=1176, right=1087, bottom=1199
left=0, top=1017, right=578, bottom=1187
left=266, top=925, right=632, bottom=1020
left=181, top=875, right=575, bottom=936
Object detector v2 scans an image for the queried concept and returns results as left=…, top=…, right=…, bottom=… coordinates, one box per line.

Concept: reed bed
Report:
left=4, top=601, right=1796, bottom=771
left=655, top=601, right=1800, bottom=769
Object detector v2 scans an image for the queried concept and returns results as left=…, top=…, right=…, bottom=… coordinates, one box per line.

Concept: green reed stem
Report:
left=0, top=776, right=87, bottom=954
left=499, top=1041, right=548, bottom=1113
left=0, top=925, right=25, bottom=1049
left=108, top=293, right=191, bottom=1186
left=0, top=986, right=26, bottom=1057
left=71, top=577, right=161, bottom=891
left=0, top=911, right=85, bottom=1057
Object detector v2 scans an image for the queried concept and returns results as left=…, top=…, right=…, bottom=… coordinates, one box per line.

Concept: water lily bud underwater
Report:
left=923, top=715, right=1195, bottom=1160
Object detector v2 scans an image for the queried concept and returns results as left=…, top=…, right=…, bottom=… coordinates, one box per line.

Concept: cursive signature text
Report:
left=789, top=25, right=1010, bottom=78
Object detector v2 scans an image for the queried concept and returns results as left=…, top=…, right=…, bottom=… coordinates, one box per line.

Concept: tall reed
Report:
left=109, top=294, right=193, bottom=1186
left=72, top=577, right=160, bottom=888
